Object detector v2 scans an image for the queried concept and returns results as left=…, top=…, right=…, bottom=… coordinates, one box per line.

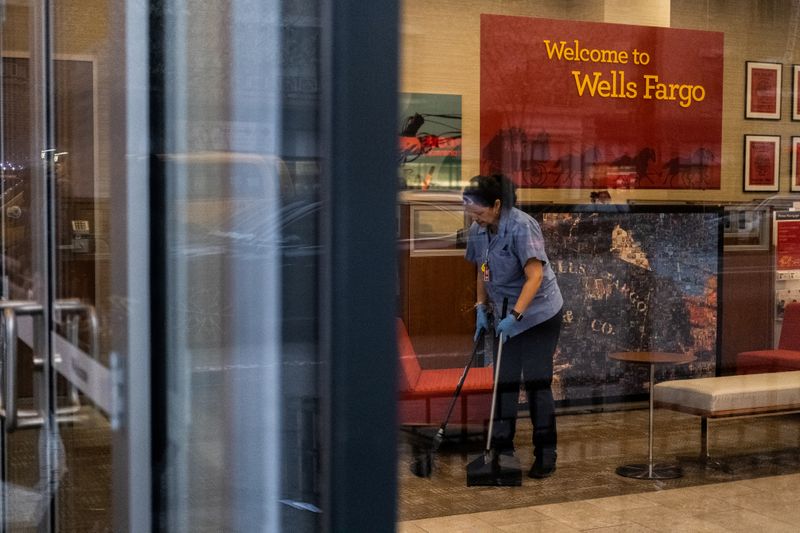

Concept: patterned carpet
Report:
left=397, top=408, right=800, bottom=521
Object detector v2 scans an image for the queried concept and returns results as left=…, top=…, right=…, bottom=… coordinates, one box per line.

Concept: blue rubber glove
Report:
left=495, top=315, right=516, bottom=343
left=475, top=304, right=490, bottom=341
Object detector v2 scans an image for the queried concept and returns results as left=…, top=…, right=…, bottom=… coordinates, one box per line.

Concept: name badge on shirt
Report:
left=481, top=262, right=490, bottom=282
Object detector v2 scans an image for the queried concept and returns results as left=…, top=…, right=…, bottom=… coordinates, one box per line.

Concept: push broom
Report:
left=466, top=298, right=522, bottom=486
left=409, top=330, right=487, bottom=478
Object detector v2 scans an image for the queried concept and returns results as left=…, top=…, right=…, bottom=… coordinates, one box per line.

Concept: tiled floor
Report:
left=397, top=408, right=800, bottom=530
left=398, top=473, right=800, bottom=532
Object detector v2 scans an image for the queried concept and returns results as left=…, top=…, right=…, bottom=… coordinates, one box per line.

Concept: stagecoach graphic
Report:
left=661, top=147, right=716, bottom=188
left=482, top=127, right=718, bottom=190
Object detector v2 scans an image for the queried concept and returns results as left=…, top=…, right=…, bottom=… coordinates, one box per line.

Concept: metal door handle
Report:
left=53, top=300, right=99, bottom=417
left=0, top=300, right=43, bottom=432
left=3, top=307, right=19, bottom=430
left=54, top=299, right=99, bottom=360
left=0, top=300, right=96, bottom=431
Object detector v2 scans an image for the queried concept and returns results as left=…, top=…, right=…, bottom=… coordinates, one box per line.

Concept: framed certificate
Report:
left=791, top=137, right=800, bottom=192
left=746, top=61, right=782, bottom=120
left=793, top=65, right=800, bottom=120
left=743, top=135, right=780, bottom=192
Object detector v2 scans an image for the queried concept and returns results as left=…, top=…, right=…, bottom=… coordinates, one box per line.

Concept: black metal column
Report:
left=321, top=1, right=399, bottom=531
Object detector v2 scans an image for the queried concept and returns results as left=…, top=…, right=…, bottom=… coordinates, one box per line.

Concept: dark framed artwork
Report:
left=746, top=61, right=782, bottom=119
left=522, top=204, right=721, bottom=405
left=744, top=134, right=780, bottom=192
left=792, top=137, right=800, bottom=192
left=793, top=65, right=800, bottom=120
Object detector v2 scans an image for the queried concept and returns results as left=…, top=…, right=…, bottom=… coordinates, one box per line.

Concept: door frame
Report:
left=107, top=0, right=152, bottom=531
left=320, top=0, right=400, bottom=531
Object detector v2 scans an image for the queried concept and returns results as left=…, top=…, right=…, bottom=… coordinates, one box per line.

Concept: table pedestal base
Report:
left=615, top=463, right=682, bottom=479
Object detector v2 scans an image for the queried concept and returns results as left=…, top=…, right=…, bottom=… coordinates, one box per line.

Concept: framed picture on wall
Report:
left=792, top=137, right=800, bottom=191
left=793, top=66, right=800, bottom=120
left=744, top=135, right=780, bottom=192
left=746, top=61, right=782, bottom=119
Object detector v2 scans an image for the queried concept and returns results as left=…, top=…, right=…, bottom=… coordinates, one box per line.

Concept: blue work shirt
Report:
left=465, top=207, right=563, bottom=338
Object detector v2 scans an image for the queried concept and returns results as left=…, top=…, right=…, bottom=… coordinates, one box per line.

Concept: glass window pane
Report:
left=397, top=1, right=800, bottom=528
left=157, top=2, right=322, bottom=531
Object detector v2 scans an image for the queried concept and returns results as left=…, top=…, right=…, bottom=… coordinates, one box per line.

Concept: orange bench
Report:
left=737, top=302, right=800, bottom=374
left=397, top=319, right=494, bottom=428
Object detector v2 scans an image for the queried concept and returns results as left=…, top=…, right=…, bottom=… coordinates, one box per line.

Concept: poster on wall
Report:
left=480, top=15, right=724, bottom=190
left=527, top=205, right=720, bottom=403
left=775, top=212, right=800, bottom=271
left=743, top=135, right=780, bottom=192
left=792, top=65, right=800, bottom=121
left=792, top=137, right=800, bottom=192
left=746, top=61, right=782, bottom=120
left=398, top=93, right=462, bottom=190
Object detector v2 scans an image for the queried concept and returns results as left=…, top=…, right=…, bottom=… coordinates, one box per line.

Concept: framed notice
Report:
left=775, top=212, right=800, bottom=270
left=744, top=135, right=780, bottom=192
left=792, top=137, right=800, bottom=192
left=793, top=65, right=800, bottom=120
left=746, top=61, right=782, bottom=119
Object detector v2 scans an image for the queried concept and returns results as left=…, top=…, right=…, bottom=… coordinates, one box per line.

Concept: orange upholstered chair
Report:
left=397, top=319, right=493, bottom=427
left=736, top=302, right=800, bottom=374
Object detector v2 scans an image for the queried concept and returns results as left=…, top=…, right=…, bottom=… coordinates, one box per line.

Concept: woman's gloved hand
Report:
left=495, top=315, right=516, bottom=343
left=475, top=304, right=490, bottom=341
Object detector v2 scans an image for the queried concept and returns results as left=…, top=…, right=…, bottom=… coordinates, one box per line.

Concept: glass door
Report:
left=1, top=1, right=127, bottom=530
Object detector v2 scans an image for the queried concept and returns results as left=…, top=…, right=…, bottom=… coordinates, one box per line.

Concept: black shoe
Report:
left=529, top=452, right=557, bottom=479
left=528, top=462, right=556, bottom=478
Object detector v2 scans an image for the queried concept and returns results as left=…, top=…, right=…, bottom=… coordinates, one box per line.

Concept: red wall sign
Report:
left=480, top=15, right=724, bottom=190
left=776, top=213, right=800, bottom=271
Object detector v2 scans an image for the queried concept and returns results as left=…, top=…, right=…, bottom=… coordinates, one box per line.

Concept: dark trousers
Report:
left=490, top=309, right=562, bottom=460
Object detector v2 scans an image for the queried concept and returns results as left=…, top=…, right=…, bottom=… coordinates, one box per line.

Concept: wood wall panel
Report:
left=720, top=248, right=774, bottom=374
left=398, top=204, right=477, bottom=361
left=406, top=256, right=476, bottom=338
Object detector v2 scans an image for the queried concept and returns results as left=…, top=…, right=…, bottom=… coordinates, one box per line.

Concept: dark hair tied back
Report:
left=462, top=174, right=517, bottom=208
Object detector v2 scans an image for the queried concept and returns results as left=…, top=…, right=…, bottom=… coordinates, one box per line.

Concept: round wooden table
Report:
left=609, top=351, right=696, bottom=480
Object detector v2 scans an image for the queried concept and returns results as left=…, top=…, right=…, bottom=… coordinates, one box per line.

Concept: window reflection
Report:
left=396, top=0, right=800, bottom=526
left=158, top=1, right=323, bottom=531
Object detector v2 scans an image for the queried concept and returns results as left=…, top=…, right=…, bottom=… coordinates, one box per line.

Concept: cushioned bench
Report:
left=397, top=319, right=493, bottom=428
left=654, top=371, right=800, bottom=463
left=736, top=302, right=800, bottom=374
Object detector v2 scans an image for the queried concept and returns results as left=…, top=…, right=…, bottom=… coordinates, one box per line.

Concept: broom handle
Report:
left=484, top=298, right=508, bottom=456
left=432, top=331, right=484, bottom=451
